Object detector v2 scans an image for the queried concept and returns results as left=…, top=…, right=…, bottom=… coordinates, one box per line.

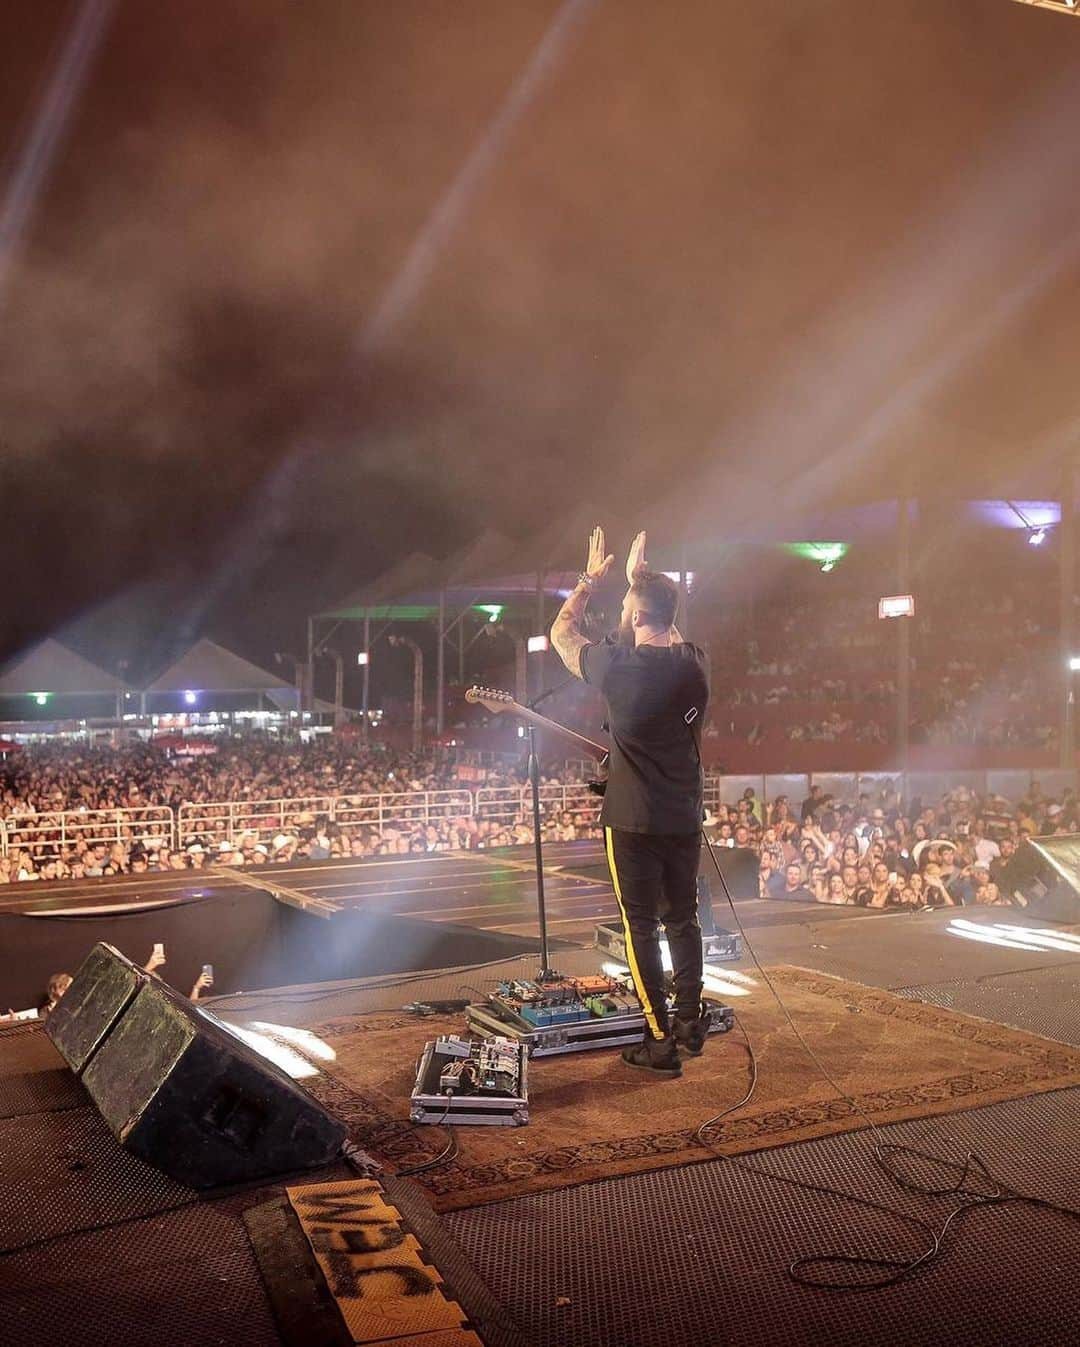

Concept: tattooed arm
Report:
left=551, top=581, right=594, bottom=679
left=551, top=525, right=613, bottom=679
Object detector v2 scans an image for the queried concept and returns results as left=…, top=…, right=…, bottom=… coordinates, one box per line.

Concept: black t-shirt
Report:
left=773, top=882, right=815, bottom=903
left=726, top=845, right=760, bottom=900
left=581, top=639, right=709, bottom=836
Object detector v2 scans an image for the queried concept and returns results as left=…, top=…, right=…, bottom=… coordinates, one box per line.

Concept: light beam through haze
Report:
left=0, top=0, right=119, bottom=299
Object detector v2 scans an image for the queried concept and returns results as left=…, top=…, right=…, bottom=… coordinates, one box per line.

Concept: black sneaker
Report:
left=673, top=1005, right=711, bottom=1057
left=621, top=1035, right=682, bottom=1078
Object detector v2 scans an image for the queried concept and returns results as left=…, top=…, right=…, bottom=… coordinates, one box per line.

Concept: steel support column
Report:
left=534, top=571, right=545, bottom=699
left=896, top=494, right=911, bottom=774
left=305, top=616, right=315, bottom=715
left=515, top=637, right=527, bottom=705
left=679, top=543, right=690, bottom=640
left=361, top=612, right=371, bottom=747
left=1060, top=466, right=1076, bottom=770
left=332, top=651, right=344, bottom=729
left=436, top=588, right=446, bottom=738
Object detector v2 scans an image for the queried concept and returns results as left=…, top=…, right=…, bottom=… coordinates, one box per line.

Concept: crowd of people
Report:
left=0, top=739, right=602, bottom=881
left=728, top=678, right=896, bottom=705
left=705, top=778, right=1073, bottom=910
left=709, top=587, right=1060, bottom=749
left=0, top=737, right=1074, bottom=907
left=1, top=946, right=212, bottom=1024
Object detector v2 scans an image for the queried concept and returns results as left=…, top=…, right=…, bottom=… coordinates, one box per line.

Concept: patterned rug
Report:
left=302, top=966, right=1080, bottom=1212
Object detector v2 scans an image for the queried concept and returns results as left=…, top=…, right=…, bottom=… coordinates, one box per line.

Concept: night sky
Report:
left=2, top=0, right=1080, bottom=673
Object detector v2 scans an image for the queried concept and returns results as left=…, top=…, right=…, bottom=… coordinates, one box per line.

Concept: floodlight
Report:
left=1028, top=526, right=1048, bottom=547
left=184, top=690, right=197, bottom=705
left=527, top=635, right=549, bottom=654
left=879, top=594, right=915, bottom=619
left=356, top=651, right=369, bottom=666
left=1069, top=656, right=1080, bottom=672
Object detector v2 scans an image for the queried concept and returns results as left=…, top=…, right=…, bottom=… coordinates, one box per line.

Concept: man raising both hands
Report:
left=551, top=528, right=710, bottom=1078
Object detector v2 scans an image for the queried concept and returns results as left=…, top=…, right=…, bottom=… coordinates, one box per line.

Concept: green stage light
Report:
left=32, top=692, right=49, bottom=706
left=785, top=541, right=849, bottom=572
left=475, top=604, right=504, bottom=623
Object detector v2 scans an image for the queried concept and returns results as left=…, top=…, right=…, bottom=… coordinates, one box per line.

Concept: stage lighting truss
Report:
left=1011, top=0, right=1080, bottom=15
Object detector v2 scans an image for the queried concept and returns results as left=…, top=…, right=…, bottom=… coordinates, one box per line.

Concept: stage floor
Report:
left=209, top=914, right=1080, bottom=1347
left=9, top=836, right=1072, bottom=973
left=0, top=840, right=621, bottom=942
left=2, top=848, right=1079, bottom=1347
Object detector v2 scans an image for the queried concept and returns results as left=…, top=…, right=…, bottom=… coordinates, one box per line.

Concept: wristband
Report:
left=577, top=572, right=598, bottom=590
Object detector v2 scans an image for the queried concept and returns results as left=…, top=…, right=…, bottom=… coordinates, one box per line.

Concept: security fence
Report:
left=176, top=796, right=338, bottom=848
left=176, top=788, right=478, bottom=848
left=0, top=806, right=175, bottom=862
left=0, top=768, right=1062, bottom=860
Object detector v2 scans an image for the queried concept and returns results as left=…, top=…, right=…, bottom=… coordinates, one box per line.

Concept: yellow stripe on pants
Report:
left=605, top=826, right=663, bottom=1040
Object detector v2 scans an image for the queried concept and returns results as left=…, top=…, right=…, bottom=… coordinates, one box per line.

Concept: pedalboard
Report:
left=410, top=1034, right=528, bottom=1126
left=465, top=973, right=735, bottom=1057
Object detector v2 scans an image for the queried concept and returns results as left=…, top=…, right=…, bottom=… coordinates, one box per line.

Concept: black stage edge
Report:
left=0, top=898, right=553, bottom=1012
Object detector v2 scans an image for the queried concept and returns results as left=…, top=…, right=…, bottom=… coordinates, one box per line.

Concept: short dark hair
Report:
left=629, top=570, right=679, bottom=628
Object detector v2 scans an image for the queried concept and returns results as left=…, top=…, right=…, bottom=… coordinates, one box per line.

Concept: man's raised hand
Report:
left=625, top=530, right=647, bottom=585
left=586, top=526, right=615, bottom=582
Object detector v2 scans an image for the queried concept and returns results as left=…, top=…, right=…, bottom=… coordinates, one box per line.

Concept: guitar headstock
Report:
left=465, top=685, right=516, bottom=713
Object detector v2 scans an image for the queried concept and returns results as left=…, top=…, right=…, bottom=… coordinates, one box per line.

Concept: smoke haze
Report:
left=1, top=0, right=1079, bottom=664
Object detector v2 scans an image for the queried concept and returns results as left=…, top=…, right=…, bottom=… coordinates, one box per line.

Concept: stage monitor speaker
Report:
left=45, top=941, right=142, bottom=1072
left=46, top=942, right=346, bottom=1188
left=1026, top=835, right=1080, bottom=920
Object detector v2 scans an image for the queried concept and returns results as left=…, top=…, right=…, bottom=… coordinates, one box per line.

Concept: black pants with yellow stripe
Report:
left=605, top=826, right=704, bottom=1040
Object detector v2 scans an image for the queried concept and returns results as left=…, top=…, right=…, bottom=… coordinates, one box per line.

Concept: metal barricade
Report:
left=330, top=794, right=385, bottom=832
left=2, top=806, right=174, bottom=862
left=6, top=765, right=1078, bottom=871
left=557, top=781, right=602, bottom=832
left=372, top=789, right=475, bottom=832
left=175, top=800, right=234, bottom=847
left=474, top=787, right=524, bottom=828
left=422, top=789, right=475, bottom=822
left=175, top=789, right=478, bottom=846
left=176, top=797, right=335, bottom=847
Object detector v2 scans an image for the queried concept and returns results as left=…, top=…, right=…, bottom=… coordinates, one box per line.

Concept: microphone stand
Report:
left=525, top=725, right=559, bottom=981
left=525, top=683, right=572, bottom=983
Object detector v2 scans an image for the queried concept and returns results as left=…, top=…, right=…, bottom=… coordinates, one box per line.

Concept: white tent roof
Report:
left=0, top=639, right=127, bottom=697
left=143, top=639, right=292, bottom=694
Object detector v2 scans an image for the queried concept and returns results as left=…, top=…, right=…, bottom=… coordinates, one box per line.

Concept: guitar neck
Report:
left=507, top=702, right=608, bottom=762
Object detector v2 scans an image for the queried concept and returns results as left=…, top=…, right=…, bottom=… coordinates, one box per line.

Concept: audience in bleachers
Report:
left=707, top=587, right=1058, bottom=750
